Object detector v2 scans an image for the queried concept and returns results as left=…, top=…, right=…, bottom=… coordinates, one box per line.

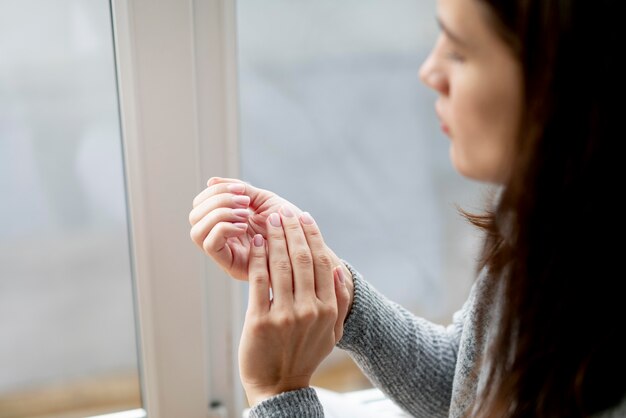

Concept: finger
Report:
left=207, top=176, right=221, bottom=187
left=192, top=181, right=247, bottom=209
left=201, top=221, right=248, bottom=264
left=299, top=212, right=334, bottom=302
left=206, top=177, right=271, bottom=208
left=266, top=212, right=294, bottom=307
left=190, top=206, right=250, bottom=248
left=208, top=176, right=241, bottom=187
left=189, top=192, right=250, bottom=225
left=280, top=206, right=315, bottom=300
left=248, top=234, right=270, bottom=313
left=333, top=267, right=351, bottom=343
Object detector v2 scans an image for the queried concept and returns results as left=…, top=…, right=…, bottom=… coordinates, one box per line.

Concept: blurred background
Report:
left=0, top=0, right=484, bottom=416
left=0, top=1, right=141, bottom=417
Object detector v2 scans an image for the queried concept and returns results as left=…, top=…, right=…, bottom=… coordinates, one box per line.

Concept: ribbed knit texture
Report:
left=248, top=263, right=626, bottom=417
left=337, top=262, right=467, bottom=417
left=249, top=388, right=323, bottom=418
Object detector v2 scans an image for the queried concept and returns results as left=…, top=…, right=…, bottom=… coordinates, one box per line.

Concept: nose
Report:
left=419, top=44, right=449, bottom=96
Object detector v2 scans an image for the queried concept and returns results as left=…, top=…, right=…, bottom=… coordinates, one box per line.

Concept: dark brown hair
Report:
left=466, top=0, right=625, bottom=416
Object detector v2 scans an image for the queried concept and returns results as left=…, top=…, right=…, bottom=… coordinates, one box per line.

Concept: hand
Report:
left=189, top=177, right=352, bottom=287
left=189, top=177, right=304, bottom=280
left=239, top=208, right=351, bottom=406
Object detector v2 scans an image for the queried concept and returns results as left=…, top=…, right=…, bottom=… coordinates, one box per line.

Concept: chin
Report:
left=449, top=146, right=497, bottom=184
left=449, top=145, right=474, bottom=179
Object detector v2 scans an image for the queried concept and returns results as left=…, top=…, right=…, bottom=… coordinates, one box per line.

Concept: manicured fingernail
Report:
left=300, top=212, right=315, bottom=225
left=253, top=234, right=264, bottom=247
left=228, top=183, right=245, bottom=194
left=232, top=208, right=250, bottom=218
left=269, top=213, right=281, bottom=227
left=280, top=206, right=294, bottom=217
left=234, top=222, right=248, bottom=229
left=233, top=195, right=250, bottom=206
left=336, top=267, right=345, bottom=284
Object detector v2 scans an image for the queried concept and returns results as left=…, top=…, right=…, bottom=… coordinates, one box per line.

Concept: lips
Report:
left=435, top=102, right=451, bottom=136
left=440, top=122, right=450, bottom=135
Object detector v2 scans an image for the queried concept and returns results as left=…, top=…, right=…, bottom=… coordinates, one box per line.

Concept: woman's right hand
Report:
left=189, top=177, right=297, bottom=280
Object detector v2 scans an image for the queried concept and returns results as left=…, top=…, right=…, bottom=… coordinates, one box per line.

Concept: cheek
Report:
left=450, top=86, right=492, bottom=142
left=448, top=71, right=521, bottom=182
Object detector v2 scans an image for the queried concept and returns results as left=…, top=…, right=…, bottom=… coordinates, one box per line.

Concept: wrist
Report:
left=245, top=391, right=275, bottom=408
left=244, top=382, right=310, bottom=408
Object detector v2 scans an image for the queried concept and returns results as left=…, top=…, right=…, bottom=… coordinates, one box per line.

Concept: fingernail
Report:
left=280, top=206, right=294, bottom=217
left=337, top=267, right=345, bottom=284
left=300, top=212, right=315, bottom=225
left=234, top=222, right=248, bottom=229
left=228, top=183, right=245, bottom=194
left=232, top=208, right=250, bottom=218
left=269, top=213, right=281, bottom=227
left=253, top=234, right=264, bottom=247
left=233, top=195, right=250, bottom=206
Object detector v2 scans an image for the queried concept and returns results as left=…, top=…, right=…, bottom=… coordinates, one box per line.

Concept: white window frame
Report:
left=111, top=0, right=244, bottom=417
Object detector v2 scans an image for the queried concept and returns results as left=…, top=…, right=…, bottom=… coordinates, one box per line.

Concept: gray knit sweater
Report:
left=249, top=264, right=626, bottom=417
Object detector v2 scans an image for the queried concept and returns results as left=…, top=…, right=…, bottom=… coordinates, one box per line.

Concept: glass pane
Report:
left=237, top=0, right=484, bottom=393
left=0, top=1, right=142, bottom=417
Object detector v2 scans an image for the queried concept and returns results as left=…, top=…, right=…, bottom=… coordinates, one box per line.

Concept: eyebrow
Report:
left=436, top=16, right=471, bottom=48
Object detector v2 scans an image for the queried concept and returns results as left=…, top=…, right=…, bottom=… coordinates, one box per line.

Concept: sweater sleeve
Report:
left=337, top=262, right=471, bottom=418
left=248, top=388, right=324, bottom=418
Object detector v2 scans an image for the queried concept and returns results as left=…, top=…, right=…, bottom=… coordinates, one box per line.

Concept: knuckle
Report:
left=285, top=221, right=302, bottom=232
left=274, top=312, right=295, bottom=329
left=313, top=253, right=333, bottom=269
left=249, top=273, right=268, bottom=287
left=247, top=317, right=267, bottom=335
left=269, top=230, right=286, bottom=242
left=201, top=236, right=214, bottom=254
left=192, top=191, right=209, bottom=208
left=320, top=304, right=338, bottom=320
left=294, top=250, right=313, bottom=266
left=251, top=248, right=266, bottom=260
left=271, top=259, right=292, bottom=273
left=295, top=305, right=318, bottom=323
left=306, top=226, right=323, bottom=239
left=190, top=226, right=203, bottom=246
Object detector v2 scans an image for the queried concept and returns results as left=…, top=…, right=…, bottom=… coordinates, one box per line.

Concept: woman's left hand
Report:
left=239, top=207, right=351, bottom=407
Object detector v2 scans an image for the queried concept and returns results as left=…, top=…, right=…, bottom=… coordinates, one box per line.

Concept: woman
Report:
left=189, top=0, right=626, bottom=416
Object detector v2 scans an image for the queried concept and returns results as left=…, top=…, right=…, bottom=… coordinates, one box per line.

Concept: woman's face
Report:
left=420, top=0, right=523, bottom=184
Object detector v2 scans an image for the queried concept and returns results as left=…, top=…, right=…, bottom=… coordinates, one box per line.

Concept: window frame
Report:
left=111, top=0, right=244, bottom=416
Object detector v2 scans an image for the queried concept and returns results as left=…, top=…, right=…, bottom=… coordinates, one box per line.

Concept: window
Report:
left=0, top=1, right=142, bottom=416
